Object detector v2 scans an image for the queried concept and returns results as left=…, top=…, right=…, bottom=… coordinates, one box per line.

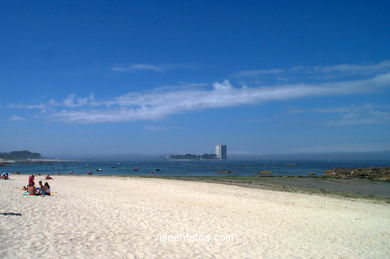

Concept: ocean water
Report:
left=2, top=160, right=390, bottom=177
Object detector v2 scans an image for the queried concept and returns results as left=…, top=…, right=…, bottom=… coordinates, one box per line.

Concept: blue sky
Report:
left=1, top=0, right=390, bottom=157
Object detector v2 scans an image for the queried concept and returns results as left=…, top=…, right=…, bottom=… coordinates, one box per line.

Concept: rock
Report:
left=324, top=167, right=390, bottom=181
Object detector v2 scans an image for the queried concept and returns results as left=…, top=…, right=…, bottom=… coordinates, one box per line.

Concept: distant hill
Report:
left=0, top=150, right=41, bottom=160
left=168, top=153, right=218, bottom=160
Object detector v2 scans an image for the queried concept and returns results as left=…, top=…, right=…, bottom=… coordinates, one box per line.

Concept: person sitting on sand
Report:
left=45, top=174, right=53, bottom=180
left=43, top=182, right=51, bottom=195
left=37, top=181, right=44, bottom=193
left=26, top=184, right=38, bottom=196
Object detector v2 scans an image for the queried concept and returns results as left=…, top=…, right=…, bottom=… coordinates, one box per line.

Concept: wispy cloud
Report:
left=9, top=104, right=46, bottom=109
left=112, top=63, right=202, bottom=73
left=9, top=72, right=390, bottom=123
left=315, top=60, right=390, bottom=74
left=288, top=103, right=390, bottom=126
left=154, top=82, right=208, bottom=91
left=9, top=94, right=97, bottom=110
left=328, top=108, right=390, bottom=126
left=233, top=69, right=284, bottom=78
left=233, top=60, right=390, bottom=79
left=112, top=64, right=165, bottom=72
left=62, top=93, right=97, bottom=108
left=9, top=115, right=26, bottom=121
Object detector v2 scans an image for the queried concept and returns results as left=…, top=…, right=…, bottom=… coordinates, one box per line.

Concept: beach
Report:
left=1, top=175, right=389, bottom=258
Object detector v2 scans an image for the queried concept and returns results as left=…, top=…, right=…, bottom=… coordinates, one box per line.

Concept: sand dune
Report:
left=1, top=175, right=389, bottom=258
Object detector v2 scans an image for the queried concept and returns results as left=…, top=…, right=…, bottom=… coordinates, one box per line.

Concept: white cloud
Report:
left=315, top=60, right=390, bottom=74
left=9, top=73, right=390, bottom=123
left=153, top=82, right=208, bottom=91
left=111, top=63, right=203, bottom=73
left=328, top=109, right=390, bottom=126
left=233, top=60, right=390, bottom=78
left=10, top=94, right=97, bottom=110
left=9, top=115, right=26, bottom=121
left=112, top=64, right=165, bottom=72
left=62, top=93, right=97, bottom=108
left=233, top=69, right=284, bottom=77
left=9, top=104, right=46, bottom=109
left=288, top=103, right=390, bottom=126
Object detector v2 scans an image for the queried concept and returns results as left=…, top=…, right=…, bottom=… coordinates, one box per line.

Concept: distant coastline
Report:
left=0, top=158, right=72, bottom=165
left=0, top=150, right=76, bottom=165
left=0, top=150, right=41, bottom=160
left=167, top=153, right=218, bottom=160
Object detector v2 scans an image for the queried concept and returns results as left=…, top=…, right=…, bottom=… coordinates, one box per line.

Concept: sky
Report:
left=1, top=0, right=390, bottom=158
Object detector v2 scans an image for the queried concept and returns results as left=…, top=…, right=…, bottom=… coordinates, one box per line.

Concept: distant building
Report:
left=215, top=144, right=227, bottom=160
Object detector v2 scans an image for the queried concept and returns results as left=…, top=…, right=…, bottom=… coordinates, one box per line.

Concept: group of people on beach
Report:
left=24, top=175, right=51, bottom=196
left=1, top=172, right=9, bottom=180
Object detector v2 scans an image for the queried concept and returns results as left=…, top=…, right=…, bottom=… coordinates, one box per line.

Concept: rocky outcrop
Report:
left=325, top=167, right=390, bottom=181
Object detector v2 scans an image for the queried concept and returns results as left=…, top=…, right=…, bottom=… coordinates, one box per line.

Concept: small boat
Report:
left=96, top=168, right=102, bottom=172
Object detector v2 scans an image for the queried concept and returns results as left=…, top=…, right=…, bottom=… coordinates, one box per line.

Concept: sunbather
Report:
left=26, top=184, right=38, bottom=195
left=37, top=181, right=44, bottom=193
left=43, top=182, right=51, bottom=195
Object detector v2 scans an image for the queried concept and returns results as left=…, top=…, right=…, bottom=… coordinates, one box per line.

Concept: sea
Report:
left=2, top=160, right=390, bottom=177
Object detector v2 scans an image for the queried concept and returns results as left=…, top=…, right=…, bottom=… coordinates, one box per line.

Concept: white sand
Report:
left=1, top=175, right=389, bottom=258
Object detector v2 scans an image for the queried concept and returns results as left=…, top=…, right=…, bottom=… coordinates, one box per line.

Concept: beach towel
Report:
left=23, top=192, right=44, bottom=197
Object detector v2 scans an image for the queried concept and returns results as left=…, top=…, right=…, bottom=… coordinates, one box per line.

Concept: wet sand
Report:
left=165, top=176, right=390, bottom=200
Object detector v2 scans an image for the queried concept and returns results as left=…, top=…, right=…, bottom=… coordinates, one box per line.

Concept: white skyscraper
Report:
left=215, top=144, right=227, bottom=160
